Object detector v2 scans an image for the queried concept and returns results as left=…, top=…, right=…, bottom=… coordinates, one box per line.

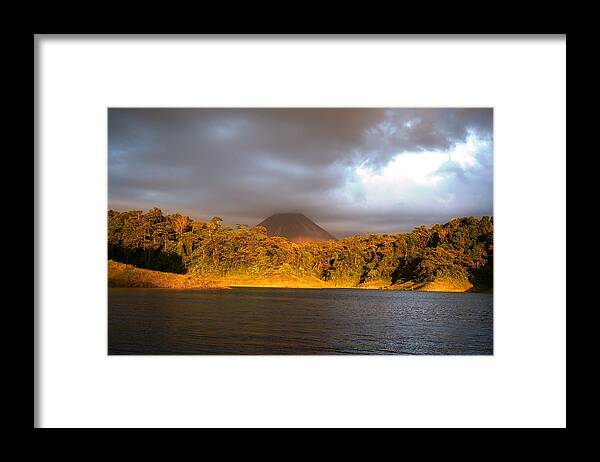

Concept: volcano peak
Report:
left=256, top=213, right=337, bottom=243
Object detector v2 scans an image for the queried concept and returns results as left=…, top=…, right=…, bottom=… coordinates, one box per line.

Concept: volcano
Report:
left=256, top=213, right=337, bottom=243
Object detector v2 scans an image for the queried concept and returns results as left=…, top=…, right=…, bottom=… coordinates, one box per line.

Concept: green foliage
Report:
left=108, top=209, right=493, bottom=289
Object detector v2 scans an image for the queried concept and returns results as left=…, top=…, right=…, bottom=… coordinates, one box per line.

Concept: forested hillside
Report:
left=108, top=208, right=493, bottom=291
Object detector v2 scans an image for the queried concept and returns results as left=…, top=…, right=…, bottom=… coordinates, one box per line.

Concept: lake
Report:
left=108, top=288, right=493, bottom=355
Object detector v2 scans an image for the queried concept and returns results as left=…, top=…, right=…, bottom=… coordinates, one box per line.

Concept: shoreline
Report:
left=108, top=260, right=491, bottom=293
left=109, top=283, right=492, bottom=294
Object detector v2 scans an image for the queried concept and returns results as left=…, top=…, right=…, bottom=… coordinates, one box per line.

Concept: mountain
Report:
left=255, top=213, right=337, bottom=243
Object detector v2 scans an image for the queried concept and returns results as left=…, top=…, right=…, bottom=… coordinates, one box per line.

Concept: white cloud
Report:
left=343, top=132, right=490, bottom=212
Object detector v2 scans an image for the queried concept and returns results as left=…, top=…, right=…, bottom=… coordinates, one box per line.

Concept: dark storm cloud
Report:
left=360, top=108, right=493, bottom=166
left=108, top=108, right=493, bottom=236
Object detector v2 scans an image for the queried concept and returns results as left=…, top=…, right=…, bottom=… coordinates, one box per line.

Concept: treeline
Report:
left=108, top=208, right=493, bottom=289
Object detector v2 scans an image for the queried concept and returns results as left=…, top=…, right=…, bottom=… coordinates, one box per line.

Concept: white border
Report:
left=36, top=36, right=566, bottom=428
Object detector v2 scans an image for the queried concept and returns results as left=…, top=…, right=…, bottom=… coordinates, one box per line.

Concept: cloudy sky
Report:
left=108, top=108, right=493, bottom=238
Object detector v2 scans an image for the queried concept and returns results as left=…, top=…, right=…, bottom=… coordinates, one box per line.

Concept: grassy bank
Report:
left=109, top=260, right=483, bottom=292
left=108, top=260, right=224, bottom=289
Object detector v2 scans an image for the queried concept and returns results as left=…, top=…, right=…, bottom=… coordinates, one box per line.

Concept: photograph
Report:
left=107, top=108, right=494, bottom=355
left=36, top=34, right=566, bottom=429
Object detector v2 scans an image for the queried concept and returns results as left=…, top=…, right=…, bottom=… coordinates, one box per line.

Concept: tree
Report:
left=108, top=209, right=493, bottom=289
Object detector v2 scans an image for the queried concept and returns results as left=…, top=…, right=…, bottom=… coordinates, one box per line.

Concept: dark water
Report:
left=108, top=288, right=493, bottom=355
